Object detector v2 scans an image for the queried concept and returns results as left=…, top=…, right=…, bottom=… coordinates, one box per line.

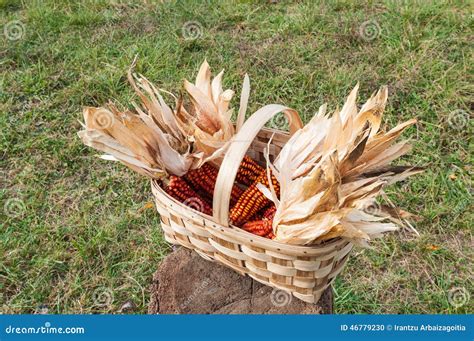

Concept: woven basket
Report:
left=151, top=105, right=353, bottom=304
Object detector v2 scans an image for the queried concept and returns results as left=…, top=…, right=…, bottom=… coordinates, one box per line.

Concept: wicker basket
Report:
left=151, top=105, right=353, bottom=304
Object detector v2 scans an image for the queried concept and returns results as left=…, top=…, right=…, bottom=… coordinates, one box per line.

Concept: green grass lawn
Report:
left=1, top=0, right=472, bottom=314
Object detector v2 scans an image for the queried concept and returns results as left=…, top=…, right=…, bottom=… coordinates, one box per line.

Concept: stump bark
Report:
left=148, top=247, right=333, bottom=314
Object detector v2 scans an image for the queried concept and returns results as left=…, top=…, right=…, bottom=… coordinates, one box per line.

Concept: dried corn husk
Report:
left=179, top=60, right=251, bottom=165
left=78, top=101, right=194, bottom=178
left=78, top=60, right=247, bottom=177
left=79, top=66, right=197, bottom=178
left=260, top=85, right=423, bottom=245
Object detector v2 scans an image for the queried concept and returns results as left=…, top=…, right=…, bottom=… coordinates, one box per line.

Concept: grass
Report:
left=1, top=0, right=472, bottom=314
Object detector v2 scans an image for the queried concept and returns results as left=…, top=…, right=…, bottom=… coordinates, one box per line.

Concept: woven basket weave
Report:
left=151, top=105, right=353, bottom=304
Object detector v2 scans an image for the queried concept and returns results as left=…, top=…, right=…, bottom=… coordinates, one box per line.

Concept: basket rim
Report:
left=151, top=179, right=346, bottom=253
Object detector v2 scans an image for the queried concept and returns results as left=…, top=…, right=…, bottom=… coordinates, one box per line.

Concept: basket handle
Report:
left=212, top=104, right=303, bottom=226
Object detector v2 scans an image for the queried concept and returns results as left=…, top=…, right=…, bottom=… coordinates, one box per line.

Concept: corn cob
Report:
left=242, top=214, right=276, bottom=239
left=241, top=202, right=277, bottom=239
left=184, top=163, right=243, bottom=205
left=262, top=205, right=276, bottom=220
left=242, top=219, right=273, bottom=237
left=235, top=155, right=264, bottom=186
left=247, top=204, right=276, bottom=221
left=248, top=210, right=264, bottom=221
left=193, top=188, right=213, bottom=206
left=229, top=169, right=280, bottom=226
left=165, top=175, right=213, bottom=215
left=265, top=231, right=275, bottom=239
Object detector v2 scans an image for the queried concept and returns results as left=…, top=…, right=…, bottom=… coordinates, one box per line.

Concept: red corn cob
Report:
left=235, top=155, right=264, bottom=186
left=184, top=163, right=243, bottom=205
left=242, top=208, right=276, bottom=239
left=248, top=210, right=264, bottom=221
left=165, top=176, right=212, bottom=215
left=265, top=231, right=276, bottom=239
left=247, top=204, right=276, bottom=221
left=194, top=188, right=213, bottom=206
left=262, top=205, right=276, bottom=220
left=242, top=219, right=273, bottom=237
left=229, top=169, right=280, bottom=226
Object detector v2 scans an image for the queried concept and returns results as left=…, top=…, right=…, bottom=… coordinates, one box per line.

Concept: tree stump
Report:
left=148, top=247, right=333, bottom=314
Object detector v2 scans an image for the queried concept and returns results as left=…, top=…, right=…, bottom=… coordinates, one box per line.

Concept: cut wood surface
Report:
left=149, top=247, right=333, bottom=314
